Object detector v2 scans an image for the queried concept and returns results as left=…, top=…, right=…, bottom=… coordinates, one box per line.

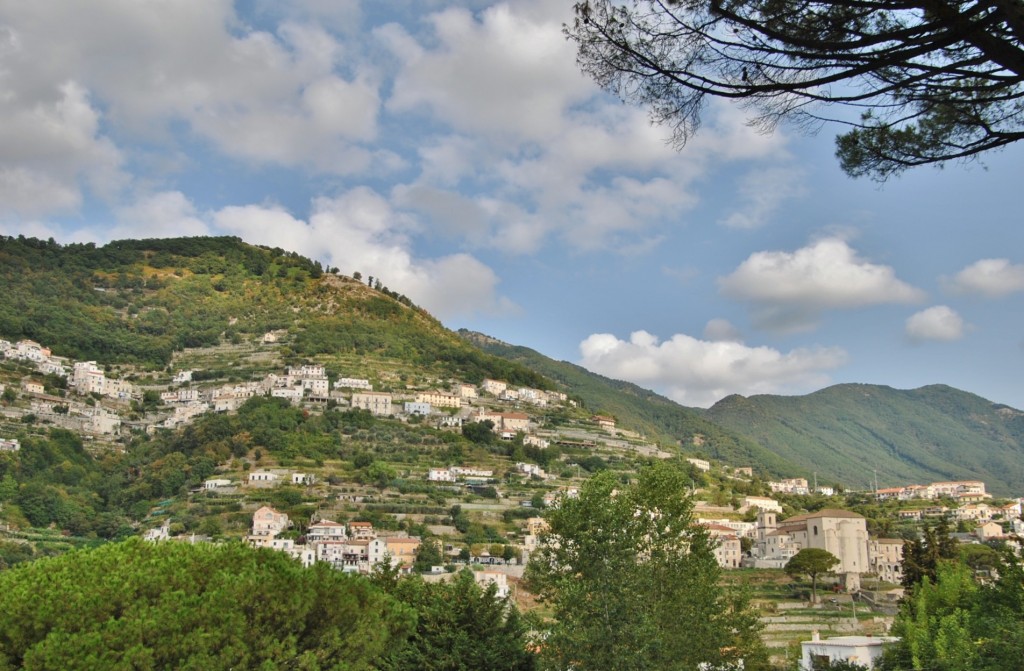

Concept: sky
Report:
left=1, top=0, right=1022, bottom=410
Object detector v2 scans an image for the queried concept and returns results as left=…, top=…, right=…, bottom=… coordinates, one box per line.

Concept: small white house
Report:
left=203, top=478, right=232, bottom=490
left=801, top=634, right=898, bottom=670
left=292, top=472, right=315, bottom=485
left=249, top=472, right=280, bottom=485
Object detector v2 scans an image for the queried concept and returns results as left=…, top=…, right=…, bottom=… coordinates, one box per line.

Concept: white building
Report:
left=801, top=634, right=897, bottom=670
left=686, top=458, right=711, bottom=472
left=428, top=468, right=455, bottom=482
left=335, top=377, right=372, bottom=390
left=203, top=478, right=232, bottom=489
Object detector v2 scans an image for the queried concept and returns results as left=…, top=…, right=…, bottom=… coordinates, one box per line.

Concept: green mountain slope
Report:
left=703, top=383, right=1024, bottom=496
left=458, top=330, right=799, bottom=475
left=0, top=235, right=548, bottom=388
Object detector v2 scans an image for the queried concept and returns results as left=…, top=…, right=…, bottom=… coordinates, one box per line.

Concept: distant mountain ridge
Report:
left=461, top=332, right=1024, bottom=496
left=703, top=383, right=1024, bottom=496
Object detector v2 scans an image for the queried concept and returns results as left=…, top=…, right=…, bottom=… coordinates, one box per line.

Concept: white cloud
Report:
left=905, top=306, right=967, bottom=343
left=213, top=188, right=513, bottom=320
left=947, top=258, right=1024, bottom=298
left=718, top=167, right=806, bottom=230
left=719, top=237, right=925, bottom=332
left=578, top=330, right=847, bottom=407
left=0, top=0, right=386, bottom=187
left=383, top=4, right=590, bottom=142
left=114, top=191, right=211, bottom=239
left=0, top=80, right=126, bottom=217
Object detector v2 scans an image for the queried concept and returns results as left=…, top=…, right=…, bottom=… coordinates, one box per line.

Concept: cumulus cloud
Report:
left=946, top=258, right=1024, bottom=298
left=0, top=0, right=387, bottom=197
left=382, top=4, right=591, bottom=142
left=905, top=306, right=968, bottom=343
left=114, top=191, right=211, bottom=239
left=0, top=80, right=126, bottom=217
left=719, top=237, right=925, bottom=332
left=213, top=187, right=514, bottom=320
left=578, top=330, right=847, bottom=407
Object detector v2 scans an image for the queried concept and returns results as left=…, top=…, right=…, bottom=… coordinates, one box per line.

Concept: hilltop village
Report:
left=3, top=333, right=1023, bottom=594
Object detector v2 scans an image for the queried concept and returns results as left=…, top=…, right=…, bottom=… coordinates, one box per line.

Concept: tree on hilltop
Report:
left=566, top=0, right=1024, bottom=180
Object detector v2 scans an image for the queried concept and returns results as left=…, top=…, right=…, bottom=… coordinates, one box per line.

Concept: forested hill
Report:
left=0, top=235, right=547, bottom=388
left=458, top=330, right=800, bottom=476
left=703, top=384, right=1024, bottom=496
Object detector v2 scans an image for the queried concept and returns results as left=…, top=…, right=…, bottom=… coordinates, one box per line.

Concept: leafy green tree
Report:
left=566, top=0, right=1024, bottom=180
left=375, top=570, right=535, bottom=671
left=525, top=461, right=767, bottom=671
left=902, top=519, right=959, bottom=588
left=785, top=548, right=840, bottom=604
left=0, top=538, right=414, bottom=670
left=414, top=538, right=444, bottom=572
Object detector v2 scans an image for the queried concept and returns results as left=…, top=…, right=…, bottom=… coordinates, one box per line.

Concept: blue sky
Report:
left=1, top=0, right=1022, bottom=409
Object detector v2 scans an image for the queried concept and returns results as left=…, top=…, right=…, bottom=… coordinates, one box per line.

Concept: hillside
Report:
left=703, top=383, right=1024, bottom=496
left=458, top=330, right=799, bottom=475
left=0, top=235, right=548, bottom=389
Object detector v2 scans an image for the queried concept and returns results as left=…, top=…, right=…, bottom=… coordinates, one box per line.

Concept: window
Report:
left=813, top=525, right=818, bottom=536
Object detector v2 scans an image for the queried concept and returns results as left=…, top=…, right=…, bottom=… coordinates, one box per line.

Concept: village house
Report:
left=975, top=520, right=1005, bottom=540
left=306, top=520, right=347, bottom=543
left=291, top=472, right=315, bottom=485
left=686, top=457, right=711, bottom=472
left=449, top=466, right=494, bottom=478
left=404, top=402, right=432, bottom=415
left=351, top=391, right=392, bottom=416
left=703, top=523, right=743, bottom=569
left=251, top=506, right=290, bottom=537
left=769, top=478, right=810, bottom=495
left=20, top=379, right=44, bottom=395
left=801, top=633, right=897, bottom=670
left=369, top=536, right=422, bottom=570
left=0, top=438, right=20, bottom=452
left=248, top=472, right=280, bottom=486
left=867, top=538, right=905, bottom=584
left=516, top=462, right=546, bottom=478
left=348, top=521, right=375, bottom=540
left=523, top=435, right=550, bottom=449
left=591, top=415, right=616, bottom=431
left=335, top=377, right=372, bottom=390
left=743, top=496, right=783, bottom=513
left=481, top=379, right=507, bottom=396
left=427, top=468, right=456, bottom=483
left=203, top=478, right=232, bottom=490
left=455, top=383, right=477, bottom=399
left=498, top=412, right=530, bottom=433
left=172, top=370, right=193, bottom=384
left=416, top=390, right=461, bottom=409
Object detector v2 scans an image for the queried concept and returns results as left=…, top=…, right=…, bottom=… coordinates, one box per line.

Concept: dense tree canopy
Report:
left=880, top=554, right=1024, bottom=671
left=566, top=0, right=1024, bottom=179
left=374, top=570, right=535, bottom=671
left=0, top=539, right=413, bottom=670
left=525, top=461, right=767, bottom=671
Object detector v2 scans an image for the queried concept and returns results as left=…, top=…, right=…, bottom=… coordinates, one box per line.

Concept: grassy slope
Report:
left=703, top=383, right=1024, bottom=495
